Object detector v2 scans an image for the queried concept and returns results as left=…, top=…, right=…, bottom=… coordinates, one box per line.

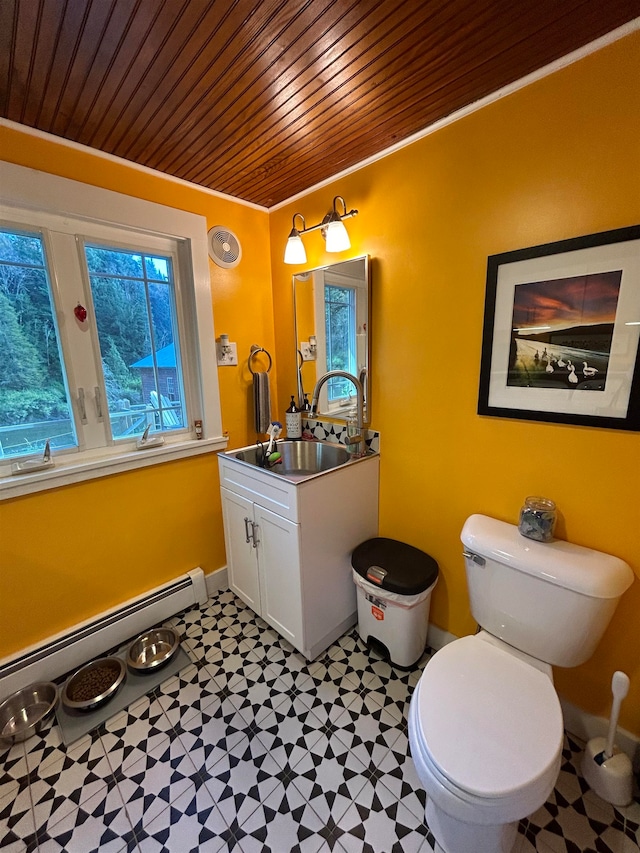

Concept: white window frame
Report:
left=312, top=268, right=367, bottom=413
left=0, top=162, right=226, bottom=500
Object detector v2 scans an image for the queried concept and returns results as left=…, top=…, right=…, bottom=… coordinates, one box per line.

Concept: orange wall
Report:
left=269, top=32, right=640, bottom=733
left=0, top=127, right=274, bottom=655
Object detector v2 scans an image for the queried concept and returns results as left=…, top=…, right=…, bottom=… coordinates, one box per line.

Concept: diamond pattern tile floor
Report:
left=2, top=589, right=639, bottom=852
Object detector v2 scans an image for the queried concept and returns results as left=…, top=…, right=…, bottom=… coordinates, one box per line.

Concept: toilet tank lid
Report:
left=461, top=514, right=633, bottom=599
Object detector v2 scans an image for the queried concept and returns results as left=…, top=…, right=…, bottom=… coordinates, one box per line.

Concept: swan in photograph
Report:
left=546, top=360, right=554, bottom=373
left=557, top=357, right=566, bottom=367
left=583, top=361, right=598, bottom=377
left=568, top=364, right=578, bottom=384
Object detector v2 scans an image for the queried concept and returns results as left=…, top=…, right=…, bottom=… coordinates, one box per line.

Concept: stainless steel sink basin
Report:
left=233, top=440, right=350, bottom=476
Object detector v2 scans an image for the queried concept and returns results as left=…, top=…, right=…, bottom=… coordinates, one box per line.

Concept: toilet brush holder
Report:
left=580, top=671, right=633, bottom=807
left=581, top=737, right=633, bottom=807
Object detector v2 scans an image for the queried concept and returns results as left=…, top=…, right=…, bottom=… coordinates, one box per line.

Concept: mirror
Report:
left=293, top=255, right=370, bottom=424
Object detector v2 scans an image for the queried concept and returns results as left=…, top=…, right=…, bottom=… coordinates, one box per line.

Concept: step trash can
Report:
left=351, top=537, right=439, bottom=669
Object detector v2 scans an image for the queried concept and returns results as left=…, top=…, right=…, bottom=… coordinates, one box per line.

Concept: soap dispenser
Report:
left=286, top=395, right=302, bottom=439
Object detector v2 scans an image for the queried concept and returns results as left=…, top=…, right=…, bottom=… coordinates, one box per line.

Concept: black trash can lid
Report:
left=351, top=537, right=439, bottom=595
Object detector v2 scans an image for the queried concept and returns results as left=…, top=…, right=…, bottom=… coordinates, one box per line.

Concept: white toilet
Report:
left=408, top=514, right=634, bottom=853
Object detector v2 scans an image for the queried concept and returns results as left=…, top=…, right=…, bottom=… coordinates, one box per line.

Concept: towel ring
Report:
left=248, top=345, right=272, bottom=374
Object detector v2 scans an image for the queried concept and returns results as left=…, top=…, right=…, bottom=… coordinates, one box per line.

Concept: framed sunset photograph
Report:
left=478, top=225, right=640, bottom=430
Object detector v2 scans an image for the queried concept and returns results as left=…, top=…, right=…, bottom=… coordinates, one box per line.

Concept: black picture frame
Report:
left=478, top=225, right=640, bottom=430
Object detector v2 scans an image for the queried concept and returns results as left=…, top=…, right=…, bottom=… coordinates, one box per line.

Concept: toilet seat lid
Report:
left=416, top=636, right=563, bottom=799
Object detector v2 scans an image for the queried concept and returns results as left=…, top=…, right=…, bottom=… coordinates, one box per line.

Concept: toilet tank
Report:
left=461, top=514, right=634, bottom=667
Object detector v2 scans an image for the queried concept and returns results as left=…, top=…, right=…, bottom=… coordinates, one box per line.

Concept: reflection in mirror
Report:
left=293, top=255, right=370, bottom=424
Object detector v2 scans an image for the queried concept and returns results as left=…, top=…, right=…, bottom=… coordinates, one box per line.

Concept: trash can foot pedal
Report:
left=366, top=635, right=390, bottom=663
left=366, top=635, right=420, bottom=670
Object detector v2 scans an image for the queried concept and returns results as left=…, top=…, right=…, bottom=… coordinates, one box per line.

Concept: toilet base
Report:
left=426, top=797, right=518, bottom=853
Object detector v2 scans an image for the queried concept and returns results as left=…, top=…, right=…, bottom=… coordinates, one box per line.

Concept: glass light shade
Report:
left=284, top=232, right=307, bottom=264
left=325, top=219, right=350, bottom=252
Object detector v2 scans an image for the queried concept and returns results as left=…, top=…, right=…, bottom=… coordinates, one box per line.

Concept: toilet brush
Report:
left=581, top=671, right=633, bottom=806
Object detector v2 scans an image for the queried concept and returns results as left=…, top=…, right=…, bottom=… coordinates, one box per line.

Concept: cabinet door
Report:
left=254, top=504, right=304, bottom=651
left=220, top=487, right=261, bottom=613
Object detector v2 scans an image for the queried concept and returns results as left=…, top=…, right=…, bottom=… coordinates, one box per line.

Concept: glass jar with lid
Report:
left=518, top=496, right=557, bottom=542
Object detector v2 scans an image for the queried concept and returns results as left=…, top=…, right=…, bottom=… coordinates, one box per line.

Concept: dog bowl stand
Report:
left=55, top=645, right=191, bottom=746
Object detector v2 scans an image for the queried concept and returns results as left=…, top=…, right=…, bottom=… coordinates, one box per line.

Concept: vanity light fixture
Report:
left=284, top=196, right=358, bottom=264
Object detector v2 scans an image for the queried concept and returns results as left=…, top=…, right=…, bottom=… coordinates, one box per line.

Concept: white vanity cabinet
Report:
left=218, top=450, right=379, bottom=660
left=219, top=487, right=304, bottom=650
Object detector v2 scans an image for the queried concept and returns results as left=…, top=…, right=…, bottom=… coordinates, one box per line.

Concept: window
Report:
left=85, top=243, right=186, bottom=438
left=311, top=265, right=367, bottom=413
left=0, top=162, right=224, bottom=498
left=324, top=283, right=357, bottom=403
left=0, top=227, right=76, bottom=458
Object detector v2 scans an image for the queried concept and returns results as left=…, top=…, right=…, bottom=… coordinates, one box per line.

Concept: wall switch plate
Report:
left=217, top=342, right=238, bottom=366
left=300, top=342, right=316, bottom=361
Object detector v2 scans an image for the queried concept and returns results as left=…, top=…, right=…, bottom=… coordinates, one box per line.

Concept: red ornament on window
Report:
left=74, top=303, right=87, bottom=322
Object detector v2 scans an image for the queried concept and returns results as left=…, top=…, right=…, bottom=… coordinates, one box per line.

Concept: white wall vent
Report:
left=207, top=226, right=242, bottom=268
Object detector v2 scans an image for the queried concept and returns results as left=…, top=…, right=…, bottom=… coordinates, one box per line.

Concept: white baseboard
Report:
left=426, top=622, right=640, bottom=769
left=427, top=623, right=458, bottom=652
left=205, top=567, right=228, bottom=598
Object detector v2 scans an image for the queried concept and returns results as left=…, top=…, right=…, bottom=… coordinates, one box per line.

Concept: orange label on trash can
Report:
left=372, top=605, right=385, bottom=621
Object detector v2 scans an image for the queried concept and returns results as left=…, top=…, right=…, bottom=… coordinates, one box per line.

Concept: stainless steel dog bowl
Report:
left=127, top=626, right=180, bottom=672
left=0, top=681, right=58, bottom=745
left=62, top=657, right=126, bottom=711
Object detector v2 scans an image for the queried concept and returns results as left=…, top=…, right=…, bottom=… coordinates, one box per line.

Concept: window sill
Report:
left=0, top=436, right=228, bottom=501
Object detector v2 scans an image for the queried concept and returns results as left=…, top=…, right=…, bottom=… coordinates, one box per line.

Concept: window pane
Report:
left=324, top=284, right=356, bottom=402
left=0, top=228, right=77, bottom=458
left=85, top=245, right=186, bottom=438
left=0, top=230, right=44, bottom=265
left=145, top=256, right=169, bottom=282
left=85, top=246, right=143, bottom=278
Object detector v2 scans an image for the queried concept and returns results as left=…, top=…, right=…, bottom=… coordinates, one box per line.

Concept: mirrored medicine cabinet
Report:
left=293, top=255, right=370, bottom=424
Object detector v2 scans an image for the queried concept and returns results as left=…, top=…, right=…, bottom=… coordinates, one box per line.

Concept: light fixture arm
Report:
left=292, top=197, right=358, bottom=237
left=291, top=212, right=306, bottom=232
left=333, top=195, right=357, bottom=220
left=284, top=194, right=358, bottom=264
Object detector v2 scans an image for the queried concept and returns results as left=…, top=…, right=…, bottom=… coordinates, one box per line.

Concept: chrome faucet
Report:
left=310, top=370, right=365, bottom=455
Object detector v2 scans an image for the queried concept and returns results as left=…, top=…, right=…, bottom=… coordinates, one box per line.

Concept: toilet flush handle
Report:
left=462, top=550, right=485, bottom=566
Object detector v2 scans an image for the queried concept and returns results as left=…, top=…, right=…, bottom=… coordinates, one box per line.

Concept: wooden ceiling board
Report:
left=208, top=2, right=585, bottom=198
left=71, top=0, right=201, bottom=149
left=179, top=0, right=499, bottom=191
left=115, top=1, right=274, bottom=162
left=1, top=0, right=638, bottom=207
left=147, top=0, right=373, bottom=178
left=180, top=0, right=447, bottom=183
left=140, top=1, right=320, bottom=173
left=98, top=1, right=276, bottom=154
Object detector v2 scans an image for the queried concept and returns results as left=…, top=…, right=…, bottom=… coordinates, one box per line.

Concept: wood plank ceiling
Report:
left=1, top=0, right=638, bottom=208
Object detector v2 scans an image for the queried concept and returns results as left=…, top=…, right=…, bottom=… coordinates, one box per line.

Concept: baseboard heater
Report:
left=0, top=567, right=208, bottom=700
